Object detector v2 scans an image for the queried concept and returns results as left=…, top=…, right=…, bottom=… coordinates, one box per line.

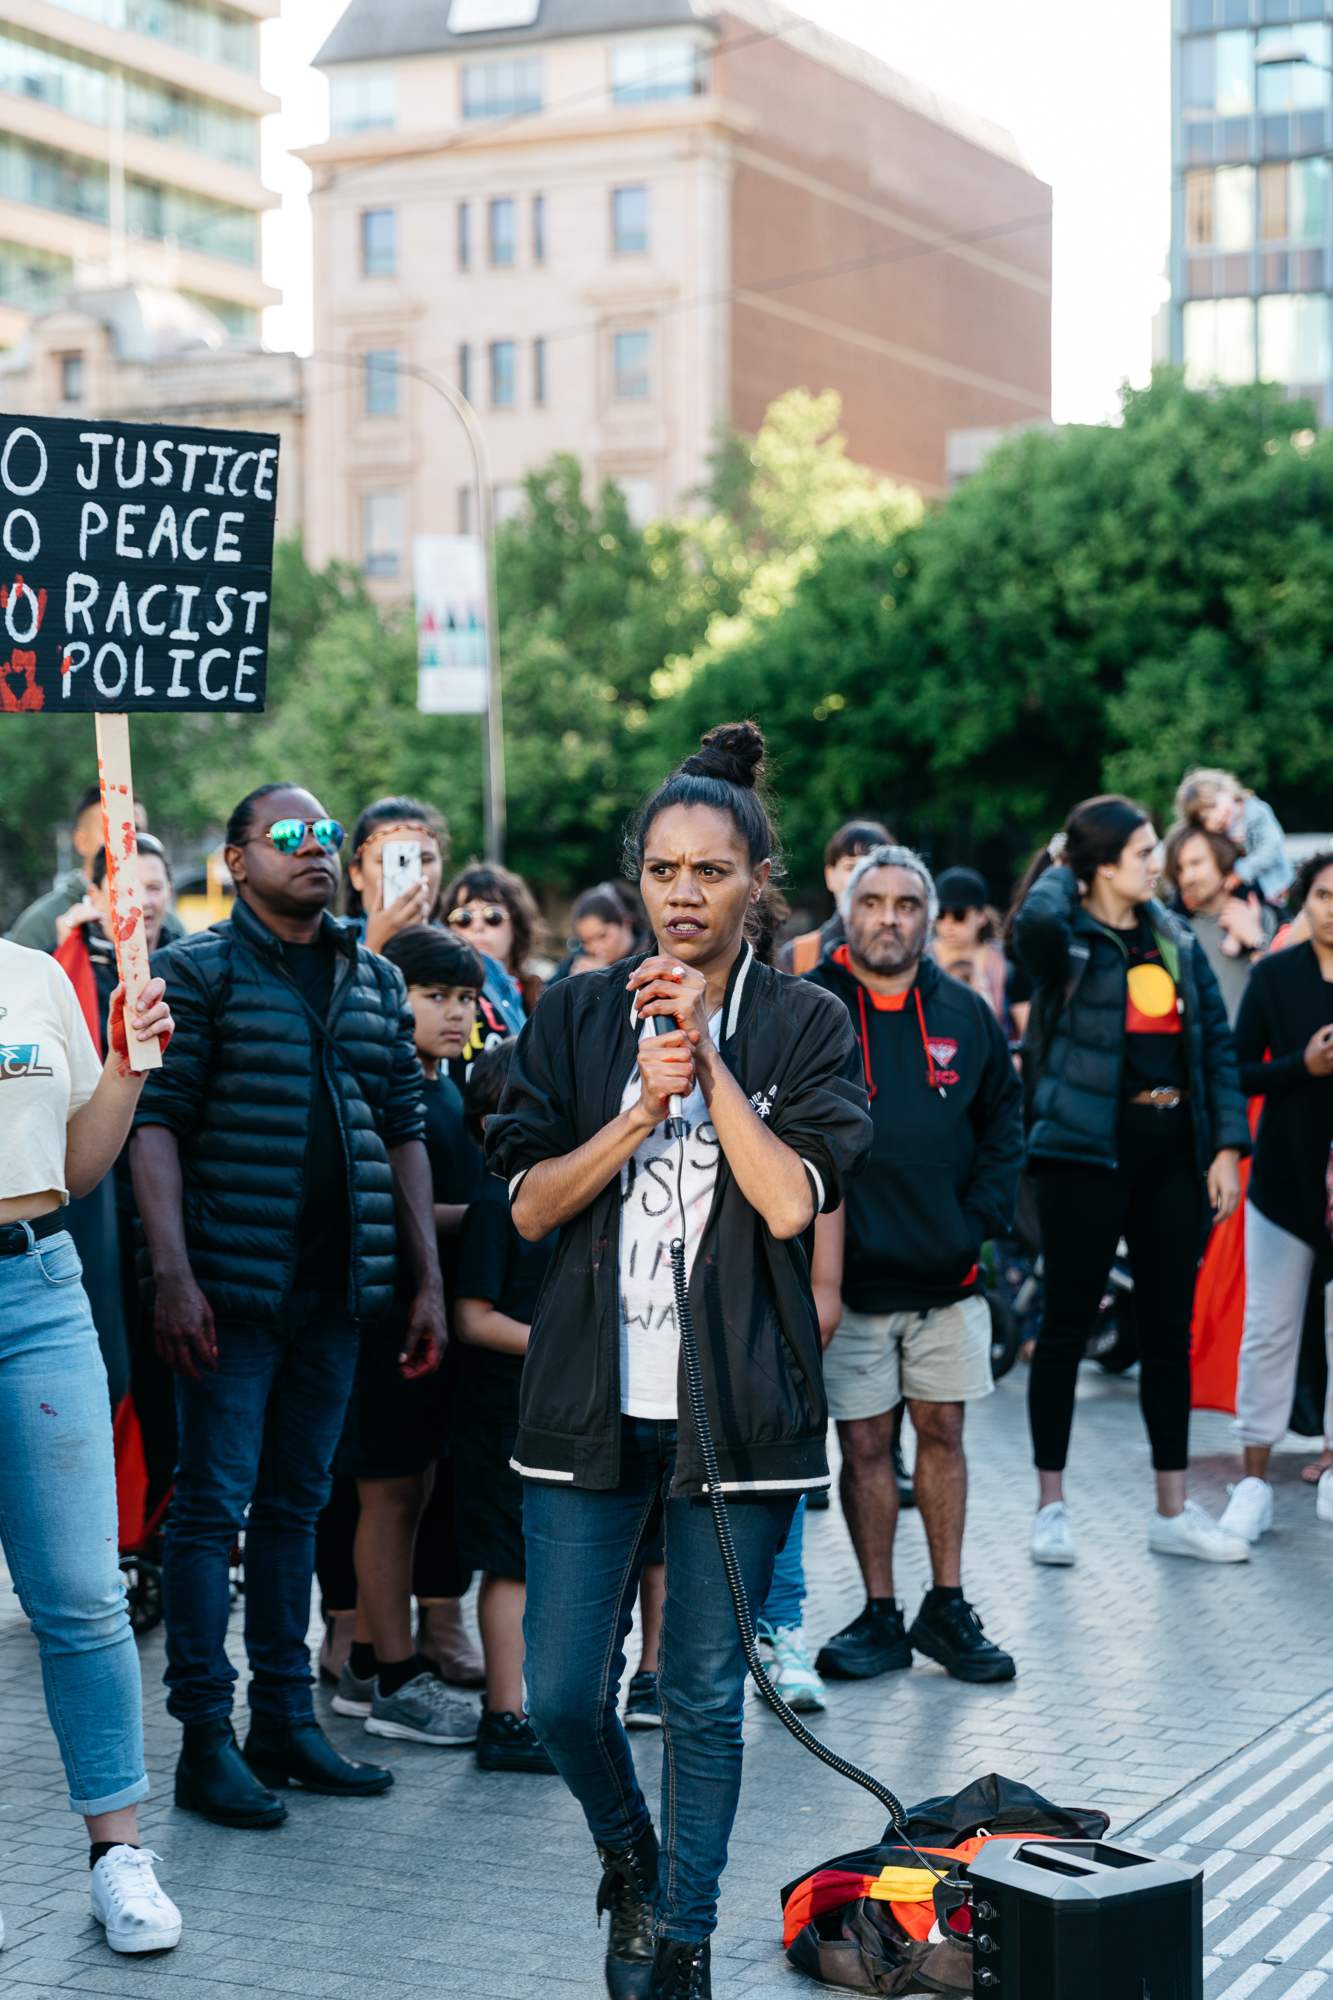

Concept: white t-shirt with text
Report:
left=617, top=1010, right=723, bottom=1420
left=0, top=939, right=103, bottom=1204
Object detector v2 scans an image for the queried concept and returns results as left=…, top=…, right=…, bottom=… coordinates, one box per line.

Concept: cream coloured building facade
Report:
left=0, top=0, right=280, bottom=349
left=303, top=0, right=1052, bottom=590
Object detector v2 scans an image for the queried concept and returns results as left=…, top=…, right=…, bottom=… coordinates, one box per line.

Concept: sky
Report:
left=257, top=0, right=1172, bottom=427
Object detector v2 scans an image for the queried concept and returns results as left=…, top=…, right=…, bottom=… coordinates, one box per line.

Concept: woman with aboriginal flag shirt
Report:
left=1014, top=796, right=1251, bottom=1570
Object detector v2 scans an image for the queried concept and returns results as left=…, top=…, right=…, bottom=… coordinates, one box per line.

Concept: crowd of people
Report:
left=1, top=736, right=1330, bottom=1998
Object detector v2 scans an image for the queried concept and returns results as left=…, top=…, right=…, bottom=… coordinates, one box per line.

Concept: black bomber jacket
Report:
left=484, top=943, right=873, bottom=1497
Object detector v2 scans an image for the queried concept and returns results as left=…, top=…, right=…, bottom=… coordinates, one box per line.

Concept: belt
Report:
left=0, top=1209, right=66, bottom=1257
left=1128, top=1088, right=1187, bottom=1110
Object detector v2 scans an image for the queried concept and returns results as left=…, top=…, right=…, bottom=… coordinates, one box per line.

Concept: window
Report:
left=533, top=192, right=546, bottom=263
left=0, top=237, right=72, bottom=312
left=613, top=330, right=651, bottom=400
left=1291, top=157, right=1329, bottom=239
left=60, top=352, right=83, bottom=402
left=1259, top=293, right=1331, bottom=381
left=363, top=491, right=401, bottom=575
left=458, top=201, right=471, bottom=270
left=458, top=342, right=471, bottom=402
left=461, top=57, right=542, bottom=119
left=612, top=185, right=649, bottom=256
left=1215, top=30, right=1253, bottom=114
left=610, top=40, right=702, bottom=104
left=41, top=0, right=258, bottom=74
left=615, top=475, right=658, bottom=526
left=448, top=0, right=539, bottom=30
left=329, top=69, right=397, bottom=133
left=362, top=208, right=395, bottom=276
left=1186, top=169, right=1214, bottom=248
left=1260, top=160, right=1287, bottom=240
left=1183, top=36, right=1215, bottom=109
left=0, top=28, right=259, bottom=168
left=1257, top=24, right=1330, bottom=110
left=490, top=339, right=515, bottom=406
left=533, top=336, right=547, bottom=405
left=493, top=482, right=522, bottom=522
left=489, top=196, right=515, bottom=265
left=1214, top=165, right=1255, bottom=251
left=363, top=347, right=399, bottom=415
left=1183, top=297, right=1256, bottom=387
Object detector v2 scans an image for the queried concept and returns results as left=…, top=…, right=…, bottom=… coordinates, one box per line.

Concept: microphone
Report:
left=651, top=1007, right=690, bottom=1141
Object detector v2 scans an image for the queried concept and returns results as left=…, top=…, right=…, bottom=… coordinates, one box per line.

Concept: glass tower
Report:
left=1171, top=0, right=1333, bottom=415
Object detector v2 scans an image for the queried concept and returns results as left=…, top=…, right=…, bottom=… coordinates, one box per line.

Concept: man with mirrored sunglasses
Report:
left=130, top=782, right=447, bottom=1831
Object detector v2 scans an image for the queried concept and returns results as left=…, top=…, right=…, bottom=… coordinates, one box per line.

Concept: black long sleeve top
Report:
left=1233, top=942, right=1333, bottom=1262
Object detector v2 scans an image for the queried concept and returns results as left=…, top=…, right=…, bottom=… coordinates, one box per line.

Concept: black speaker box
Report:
left=965, top=1837, right=1203, bottom=1999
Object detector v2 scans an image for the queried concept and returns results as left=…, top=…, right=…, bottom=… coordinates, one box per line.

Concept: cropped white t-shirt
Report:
left=617, top=1010, right=722, bottom=1420
left=0, top=940, right=102, bottom=1204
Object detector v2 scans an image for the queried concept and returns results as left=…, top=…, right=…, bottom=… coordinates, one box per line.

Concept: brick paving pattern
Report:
left=2, top=1362, right=1332, bottom=1996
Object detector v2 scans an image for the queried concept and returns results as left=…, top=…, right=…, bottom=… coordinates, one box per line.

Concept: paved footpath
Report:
left=2, top=1362, right=1333, bottom=1998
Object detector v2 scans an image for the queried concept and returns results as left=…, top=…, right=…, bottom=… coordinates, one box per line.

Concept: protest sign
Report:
left=0, top=413, right=278, bottom=714
left=0, top=412, right=280, bottom=1066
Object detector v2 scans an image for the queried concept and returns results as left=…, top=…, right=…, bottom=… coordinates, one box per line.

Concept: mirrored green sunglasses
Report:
left=259, top=817, right=345, bottom=854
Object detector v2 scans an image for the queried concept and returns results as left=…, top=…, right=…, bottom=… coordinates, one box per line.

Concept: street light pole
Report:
left=313, top=349, right=508, bottom=864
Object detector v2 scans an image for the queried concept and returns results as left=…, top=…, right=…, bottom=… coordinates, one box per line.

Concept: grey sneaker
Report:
left=331, top=1660, right=376, bottom=1718
left=365, top=1672, right=479, bottom=1745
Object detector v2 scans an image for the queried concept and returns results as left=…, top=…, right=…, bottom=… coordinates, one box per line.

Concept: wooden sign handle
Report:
left=95, top=712, right=162, bottom=1073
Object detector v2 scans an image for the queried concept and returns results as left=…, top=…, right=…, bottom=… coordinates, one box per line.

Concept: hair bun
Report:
left=679, top=720, right=766, bottom=790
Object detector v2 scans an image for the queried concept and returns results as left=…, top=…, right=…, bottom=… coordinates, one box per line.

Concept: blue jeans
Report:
left=523, top=1418, right=797, bottom=1940
left=164, top=1292, right=360, bottom=1725
left=0, top=1228, right=148, bottom=1814
left=759, top=1494, right=807, bottom=1630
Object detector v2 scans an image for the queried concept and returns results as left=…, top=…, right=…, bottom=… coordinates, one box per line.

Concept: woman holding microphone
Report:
left=0, top=935, right=178, bottom=1953
left=487, top=724, right=871, bottom=2000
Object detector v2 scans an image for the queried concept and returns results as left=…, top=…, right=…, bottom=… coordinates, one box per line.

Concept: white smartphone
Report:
left=382, top=839, right=422, bottom=909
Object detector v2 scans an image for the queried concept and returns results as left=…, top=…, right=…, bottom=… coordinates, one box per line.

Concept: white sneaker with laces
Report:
left=1318, top=1470, right=1333, bottom=1524
left=90, top=1846, right=182, bottom=1953
left=1218, top=1476, right=1273, bottom=1543
left=1149, top=1500, right=1249, bottom=1563
left=756, top=1621, right=827, bottom=1711
left=1030, top=1502, right=1075, bottom=1566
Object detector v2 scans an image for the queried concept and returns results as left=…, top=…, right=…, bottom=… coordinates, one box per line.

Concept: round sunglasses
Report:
left=252, top=817, right=345, bottom=855
left=447, top=904, right=508, bottom=931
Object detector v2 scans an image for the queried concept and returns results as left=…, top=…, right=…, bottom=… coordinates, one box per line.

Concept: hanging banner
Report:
left=0, top=413, right=278, bottom=714
left=414, top=533, right=489, bottom=715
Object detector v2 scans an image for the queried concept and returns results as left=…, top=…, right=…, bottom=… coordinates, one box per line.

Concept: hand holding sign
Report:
left=0, top=411, right=278, bottom=1066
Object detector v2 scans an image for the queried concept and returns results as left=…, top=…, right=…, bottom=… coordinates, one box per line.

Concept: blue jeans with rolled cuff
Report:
left=523, top=1416, right=797, bottom=1940
left=163, top=1291, right=360, bottom=1726
left=0, top=1227, right=150, bottom=1815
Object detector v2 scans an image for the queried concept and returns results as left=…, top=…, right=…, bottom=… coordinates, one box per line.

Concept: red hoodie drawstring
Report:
left=856, top=983, right=876, bottom=1102
left=856, top=980, right=945, bottom=1098
left=915, top=987, right=945, bottom=1096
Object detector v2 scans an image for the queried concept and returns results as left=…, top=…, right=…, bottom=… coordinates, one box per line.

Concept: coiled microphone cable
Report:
left=649, top=1010, right=946, bottom=1870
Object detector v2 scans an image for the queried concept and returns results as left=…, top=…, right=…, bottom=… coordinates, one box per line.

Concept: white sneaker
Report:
left=1030, top=1502, right=1075, bottom=1566
left=1318, top=1470, right=1333, bottom=1524
left=1149, top=1500, right=1250, bottom=1564
left=90, top=1847, right=182, bottom=1954
left=1218, top=1476, right=1273, bottom=1543
left=757, top=1621, right=827, bottom=1711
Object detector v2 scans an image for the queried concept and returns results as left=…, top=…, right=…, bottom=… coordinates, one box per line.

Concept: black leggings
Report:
left=1029, top=1106, right=1203, bottom=1473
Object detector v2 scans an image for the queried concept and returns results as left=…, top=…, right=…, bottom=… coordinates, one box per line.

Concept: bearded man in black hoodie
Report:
left=807, top=844, right=1023, bottom=1684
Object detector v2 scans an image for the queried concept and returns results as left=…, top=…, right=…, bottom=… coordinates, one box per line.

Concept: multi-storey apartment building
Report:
left=0, top=0, right=279, bottom=350
left=1171, top=0, right=1333, bottom=412
left=302, top=0, right=1051, bottom=588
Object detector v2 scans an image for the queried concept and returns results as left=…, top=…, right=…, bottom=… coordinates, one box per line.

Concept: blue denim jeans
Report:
left=164, top=1292, right=360, bottom=1725
left=759, top=1494, right=807, bottom=1630
left=0, top=1228, right=149, bottom=1815
left=523, top=1418, right=797, bottom=1940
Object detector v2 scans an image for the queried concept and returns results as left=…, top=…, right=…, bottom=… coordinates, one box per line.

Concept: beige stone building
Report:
left=302, top=0, right=1051, bottom=591
left=0, top=284, right=303, bottom=534
left=0, top=0, right=280, bottom=349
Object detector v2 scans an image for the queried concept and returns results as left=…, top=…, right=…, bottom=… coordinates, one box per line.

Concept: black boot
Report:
left=596, top=1824, right=659, bottom=2000
left=243, top=1718, right=394, bottom=1795
left=175, top=1717, right=287, bottom=1829
left=649, top=1937, right=711, bottom=2000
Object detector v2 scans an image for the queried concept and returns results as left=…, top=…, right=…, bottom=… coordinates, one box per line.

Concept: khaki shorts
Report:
left=822, top=1296, right=994, bottom=1420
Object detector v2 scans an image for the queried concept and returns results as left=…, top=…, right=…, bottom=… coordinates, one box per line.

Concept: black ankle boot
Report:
left=596, top=1824, right=659, bottom=2000
left=242, top=1718, right=394, bottom=1795
left=649, top=1937, right=711, bottom=2000
left=175, top=1717, right=287, bottom=1829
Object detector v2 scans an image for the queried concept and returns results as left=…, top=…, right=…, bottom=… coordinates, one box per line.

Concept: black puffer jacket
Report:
left=134, top=897, right=424, bottom=1324
left=1013, top=864, right=1250, bottom=1176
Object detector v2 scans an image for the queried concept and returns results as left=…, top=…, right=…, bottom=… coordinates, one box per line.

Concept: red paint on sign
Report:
left=0, top=649, right=43, bottom=710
